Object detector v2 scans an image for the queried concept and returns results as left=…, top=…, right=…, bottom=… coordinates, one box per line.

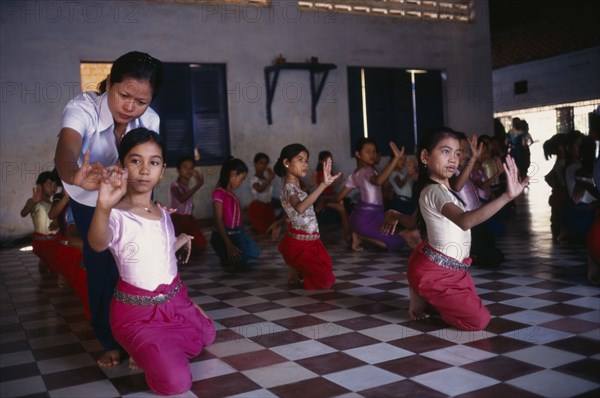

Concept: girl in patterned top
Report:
left=274, top=144, right=340, bottom=289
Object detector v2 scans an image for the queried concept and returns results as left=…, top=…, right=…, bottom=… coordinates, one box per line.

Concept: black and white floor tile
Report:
left=1, top=190, right=598, bottom=397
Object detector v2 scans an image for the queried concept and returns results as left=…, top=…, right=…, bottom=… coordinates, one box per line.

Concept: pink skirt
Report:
left=110, top=275, right=215, bottom=395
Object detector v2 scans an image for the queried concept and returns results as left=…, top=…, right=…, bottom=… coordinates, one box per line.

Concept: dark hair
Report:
left=316, top=150, right=332, bottom=172
left=354, top=137, right=377, bottom=153
left=176, top=156, right=194, bottom=170
left=454, top=131, right=468, bottom=142
left=49, top=168, right=63, bottom=187
left=565, top=130, right=584, bottom=165
left=253, top=152, right=269, bottom=164
left=511, top=117, right=521, bottom=129
left=97, top=51, right=164, bottom=99
left=274, top=144, right=309, bottom=177
left=543, top=133, right=569, bottom=160
left=413, top=127, right=462, bottom=237
left=118, top=128, right=165, bottom=165
left=217, top=157, right=248, bottom=189
left=36, top=171, right=57, bottom=185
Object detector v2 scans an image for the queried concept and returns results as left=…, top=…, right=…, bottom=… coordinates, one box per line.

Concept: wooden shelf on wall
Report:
left=264, top=62, right=337, bottom=124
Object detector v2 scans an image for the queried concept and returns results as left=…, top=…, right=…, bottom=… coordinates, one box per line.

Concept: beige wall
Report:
left=1, top=0, right=493, bottom=240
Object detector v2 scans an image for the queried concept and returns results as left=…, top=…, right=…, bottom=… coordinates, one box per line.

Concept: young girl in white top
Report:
left=88, top=128, right=215, bottom=395
left=384, top=127, right=529, bottom=331
left=247, top=152, right=277, bottom=234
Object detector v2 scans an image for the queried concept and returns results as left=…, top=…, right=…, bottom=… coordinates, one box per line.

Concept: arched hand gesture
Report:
left=469, top=135, right=483, bottom=161
left=321, top=157, right=341, bottom=187
left=73, top=150, right=105, bottom=191
left=32, top=185, right=43, bottom=204
left=390, top=142, right=405, bottom=161
left=503, top=155, right=529, bottom=200
left=193, top=170, right=204, bottom=186
left=97, top=166, right=128, bottom=210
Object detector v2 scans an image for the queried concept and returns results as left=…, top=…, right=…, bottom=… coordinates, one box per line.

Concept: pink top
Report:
left=212, top=188, right=242, bottom=228
left=452, top=169, right=480, bottom=211
left=345, top=166, right=383, bottom=205
left=108, top=206, right=178, bottom=291
left=169, top=181, right=193, bottom=216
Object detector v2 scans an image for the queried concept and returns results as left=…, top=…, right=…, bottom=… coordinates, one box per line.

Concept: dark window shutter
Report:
left=415, top=71, right=444, bottom=152
left=190, top=65, right=230, bottom=166
left=152, top=63, right=194, bottom=166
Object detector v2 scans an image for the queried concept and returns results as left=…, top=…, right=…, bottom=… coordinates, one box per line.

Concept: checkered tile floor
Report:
left=1, top=189, right=599, bottom=397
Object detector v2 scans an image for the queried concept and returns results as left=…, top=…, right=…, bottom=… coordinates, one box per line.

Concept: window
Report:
left=152, top=63, right=231, bottom=166
left=299, top=0, right=474, bottom=22
left=347, top=67, right=444, bottom=156
left=514, top=80, right=528, bottom=95
left=556, top=106, right=574, bottom=135
left=80, top=62, right=231, bottom=167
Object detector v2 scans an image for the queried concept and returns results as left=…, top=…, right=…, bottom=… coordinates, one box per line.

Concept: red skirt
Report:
left=278, top=228, right=335, bottom=290
left=54, top=234, right=90, bottom=319
left=32, top=233, right=59, bottom=273
left=588, top=216, right=600, bottom=264
left=408, top=241, right=490, bottom=331
left=170, top=214, right=208, bottom=252
left=247, top=200, right=276, bottom=234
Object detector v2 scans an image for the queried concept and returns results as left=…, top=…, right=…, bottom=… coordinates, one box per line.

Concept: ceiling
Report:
left=488, top=0, right=600, bottom=68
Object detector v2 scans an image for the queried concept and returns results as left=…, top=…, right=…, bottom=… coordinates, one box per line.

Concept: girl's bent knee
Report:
left=456, top=310, right=491, bottom=331
left=147, top=365, right=191, bottom=396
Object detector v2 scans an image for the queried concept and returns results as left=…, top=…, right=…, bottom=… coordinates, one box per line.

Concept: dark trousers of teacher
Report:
left=70, top=200, right=122, bottom=352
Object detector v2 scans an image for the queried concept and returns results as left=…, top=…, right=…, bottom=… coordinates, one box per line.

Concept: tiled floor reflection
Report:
left=1, top=190, right=599, bottom=397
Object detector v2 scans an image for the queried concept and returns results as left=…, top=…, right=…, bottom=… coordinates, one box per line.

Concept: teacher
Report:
left=54, top=51, right=163, bottom=367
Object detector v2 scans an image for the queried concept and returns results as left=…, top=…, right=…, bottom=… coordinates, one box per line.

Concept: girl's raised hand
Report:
left=97, top=166, right=128, bottom=210
left=469, top=135, right=483, bottom=161
left=503, top=155, right=529, bottom=200
left=321, top=157, right=342, bottom=186
left=390, top=142, right=405, bottom=160
left=32, top=185, right=43, bottom=204
left=193, top=170, right=204, bottom=186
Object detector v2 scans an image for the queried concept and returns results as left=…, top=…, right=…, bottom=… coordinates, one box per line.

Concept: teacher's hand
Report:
left=73, top=150, right=104, bottom=191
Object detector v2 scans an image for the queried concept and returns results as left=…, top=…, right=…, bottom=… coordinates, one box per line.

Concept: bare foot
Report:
left=57, top=273, right=68, bottom=289
left=97, top=349, right=122, bottom=367
left=351, top=232, right=364, bottom=252
left=408, top=286, right=431, bottom=321
left=128, top=356, right=139, bottom=371
left=399, top=228, right=421, bottom=249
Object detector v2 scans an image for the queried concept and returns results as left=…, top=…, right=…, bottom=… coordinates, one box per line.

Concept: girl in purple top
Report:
left=331, top=138, right=411, bottom=252
left=210, top=157, right=260, bottom=270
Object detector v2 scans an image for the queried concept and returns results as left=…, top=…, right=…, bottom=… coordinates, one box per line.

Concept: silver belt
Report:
left=113, top=280, right=181, bottom=306
left=288, top=232, right=320, bottom=241
left=421, top=245, right=470, bottom=271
